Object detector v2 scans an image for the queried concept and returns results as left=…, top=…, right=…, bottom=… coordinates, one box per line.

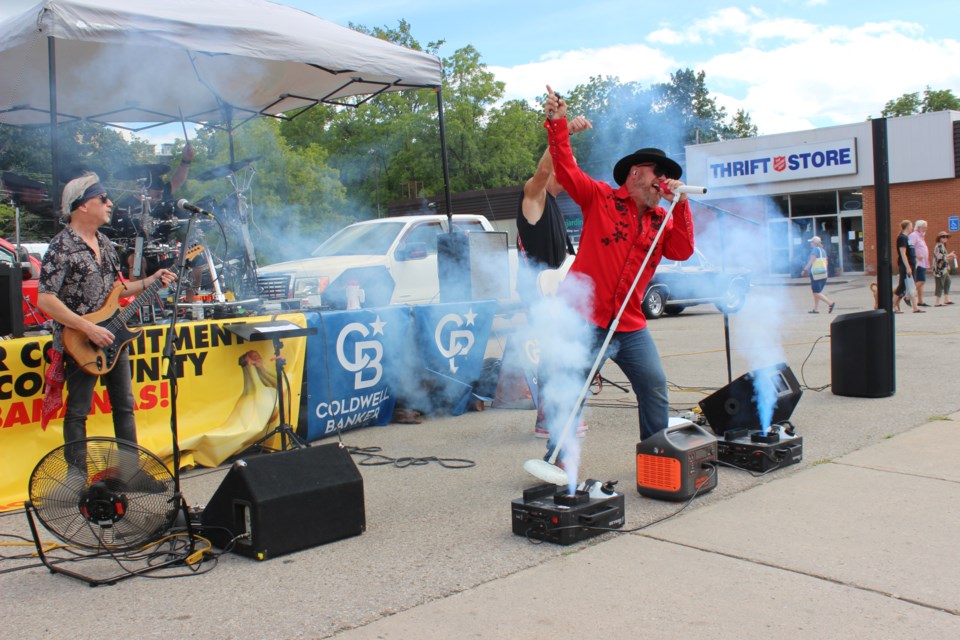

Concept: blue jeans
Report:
left=543, top=324, right=668, bottom=462
left=63, top=349, right=138, bottom=469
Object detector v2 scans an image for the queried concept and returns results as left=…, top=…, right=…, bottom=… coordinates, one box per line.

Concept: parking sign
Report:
left=949, top=216, right=960, bottom=232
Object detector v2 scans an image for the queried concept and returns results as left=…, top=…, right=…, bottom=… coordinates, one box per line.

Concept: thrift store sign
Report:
left=707, top=138, right=857, bottom=188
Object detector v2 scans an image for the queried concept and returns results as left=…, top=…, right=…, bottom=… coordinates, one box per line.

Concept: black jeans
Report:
left=63, top=349, right=138, bottom=469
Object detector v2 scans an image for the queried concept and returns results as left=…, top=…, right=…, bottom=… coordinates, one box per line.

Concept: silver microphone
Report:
left=674, top=185, right=707, bottom=195
left=176, top=199, right=215, bottom=217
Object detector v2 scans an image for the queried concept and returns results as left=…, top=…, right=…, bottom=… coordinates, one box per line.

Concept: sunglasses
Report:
left=631, top=162, right=665, bottom=177
left=70, top=192, right=110, bottom=210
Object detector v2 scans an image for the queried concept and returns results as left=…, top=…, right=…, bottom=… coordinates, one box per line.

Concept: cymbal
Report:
left=195, top=156, right=261, bottom=181
left=113, top=163, right=171, bottom=181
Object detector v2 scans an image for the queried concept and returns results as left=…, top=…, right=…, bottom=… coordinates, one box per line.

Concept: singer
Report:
left=534, top=84, right=696, bottom=468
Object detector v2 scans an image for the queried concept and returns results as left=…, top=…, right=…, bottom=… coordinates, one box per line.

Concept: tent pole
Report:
left=436, top=86, right=453, bottom=228
left=47, top=36, right=61, bottom=230
left=224, top=104, right=235, bottom=165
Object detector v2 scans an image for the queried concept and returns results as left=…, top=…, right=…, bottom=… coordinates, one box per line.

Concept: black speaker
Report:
left=200, top=444, right=365, bottom=560
left=830, top=309, right=894, bottom=398
left=438, top=231, right=510, bottom=303
left=698, top=363, right=802, bottom=435
left=0, top=264, right=25, bottom=338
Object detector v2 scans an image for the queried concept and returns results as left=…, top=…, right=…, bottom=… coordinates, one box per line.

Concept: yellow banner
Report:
left=0, top=314, right=307, bottom=511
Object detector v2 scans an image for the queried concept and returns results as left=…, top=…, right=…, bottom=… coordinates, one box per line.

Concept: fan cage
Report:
left=28, top=437, right=177, bottom=551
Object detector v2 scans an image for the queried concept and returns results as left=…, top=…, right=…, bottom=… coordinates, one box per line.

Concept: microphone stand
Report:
left=160, top=210, right=201, bottom=557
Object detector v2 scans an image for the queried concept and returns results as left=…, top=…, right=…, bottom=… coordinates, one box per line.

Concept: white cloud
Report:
left=702, top=21, right=960, bottom=133
left=489, top=9, right=960, bottom=136
left=489, top=44, right=678, bottom=104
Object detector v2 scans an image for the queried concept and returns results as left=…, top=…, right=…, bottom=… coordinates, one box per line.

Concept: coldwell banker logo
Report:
left=435, top=310, right=477, bottom=373
left=336, top=316, right=386, bottom=390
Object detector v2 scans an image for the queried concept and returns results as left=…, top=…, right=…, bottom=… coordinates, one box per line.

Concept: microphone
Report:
left=659, top=183, right=707, bottom=195
left=176, top=199, right=215, bottom=217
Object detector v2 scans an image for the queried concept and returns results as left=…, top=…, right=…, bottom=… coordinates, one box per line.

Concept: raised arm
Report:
left=543, top=86, right=598, bottom=209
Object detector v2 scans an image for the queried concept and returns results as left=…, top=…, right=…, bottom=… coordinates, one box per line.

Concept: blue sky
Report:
left=4, top=0, right=960, bottom=142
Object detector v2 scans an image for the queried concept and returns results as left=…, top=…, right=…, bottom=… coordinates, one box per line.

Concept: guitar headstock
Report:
left=184, top=243, right=204, bottom=261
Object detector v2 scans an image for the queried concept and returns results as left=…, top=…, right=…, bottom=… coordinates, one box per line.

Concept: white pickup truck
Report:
left=256, top=214, right=519, bottom=309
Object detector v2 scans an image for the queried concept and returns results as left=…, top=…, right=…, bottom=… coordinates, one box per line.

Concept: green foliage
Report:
left=882, top=91, right=923, bottom=117
left=881, top=86, right=960, bottom=117
left=727, top=109, right=759, bottom=138
left=182, top=119, right=349, bottom=264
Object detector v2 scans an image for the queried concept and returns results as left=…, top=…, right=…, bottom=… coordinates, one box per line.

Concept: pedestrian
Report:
left=800, top=236, right=835, bottom=313
left=908, top=219, right=930, bottom=306
left=894, top=219, right=920, bottom=313
left=536, top=85, right=694, bottom=468
left=933, top=230, right=956, bottom=306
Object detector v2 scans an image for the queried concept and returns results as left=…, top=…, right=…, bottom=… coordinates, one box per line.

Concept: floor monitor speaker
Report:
left=698, top=363, right=802, bottom=435
left=200, top=443, right=364, bottom=560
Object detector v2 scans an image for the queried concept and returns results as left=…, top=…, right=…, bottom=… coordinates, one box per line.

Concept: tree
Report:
left=881, top=86, right=960, bottom=117
left=725, top=108, right=759, bottom=139
left=921, top=87, right=960, bottom=112
left=655, top=68, right=729, bottom=145
left=0, top=122, right=154, bottom=237
left=558, top=71, right=755, bottom=179
left=882, top=92, right=923, bottom=117
left=184, top=118, right=349, bottom=264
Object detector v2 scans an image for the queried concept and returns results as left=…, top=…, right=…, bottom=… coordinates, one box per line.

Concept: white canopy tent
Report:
left=0, top=0, right=452, bottom=211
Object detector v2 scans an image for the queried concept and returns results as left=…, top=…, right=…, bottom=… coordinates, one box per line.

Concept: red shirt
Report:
left=546, top=118, right=695, bottom=331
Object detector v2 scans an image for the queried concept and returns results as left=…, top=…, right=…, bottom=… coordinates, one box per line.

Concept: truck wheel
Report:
left=642, top=288, right=666, bottom=319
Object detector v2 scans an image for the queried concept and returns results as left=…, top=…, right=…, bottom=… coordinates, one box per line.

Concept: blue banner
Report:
left=410, top=301, right=496, bottom=416
left=305, top=307, right=412, bottom=440
left=496, top=332, right=540, bottom=408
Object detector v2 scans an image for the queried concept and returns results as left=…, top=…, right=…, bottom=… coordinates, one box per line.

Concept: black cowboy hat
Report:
left=612, top=147, right=682, bottom=185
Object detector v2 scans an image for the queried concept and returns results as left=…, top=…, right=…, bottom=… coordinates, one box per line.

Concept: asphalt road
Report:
left=2, top=275, right=957, bottom=639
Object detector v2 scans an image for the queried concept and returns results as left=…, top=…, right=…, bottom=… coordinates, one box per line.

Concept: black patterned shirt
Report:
left=38, top=226, right=122, bottom=351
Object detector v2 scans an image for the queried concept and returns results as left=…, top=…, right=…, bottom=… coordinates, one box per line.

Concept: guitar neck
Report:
left=109, top=278, right=165, bottom=329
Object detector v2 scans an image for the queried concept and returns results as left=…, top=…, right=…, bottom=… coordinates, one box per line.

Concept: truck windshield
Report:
left=310, top=221, right=406, bottom=257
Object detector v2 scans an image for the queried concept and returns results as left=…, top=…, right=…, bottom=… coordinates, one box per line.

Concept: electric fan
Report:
left=27, top=437, right=176, bottom=551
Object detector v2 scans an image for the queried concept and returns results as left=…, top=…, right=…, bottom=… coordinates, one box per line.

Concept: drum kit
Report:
left=103, top=157, right=263, bottom=322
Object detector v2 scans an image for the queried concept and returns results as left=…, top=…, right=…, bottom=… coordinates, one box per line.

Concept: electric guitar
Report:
left=63, top=244, right=203, bottom=375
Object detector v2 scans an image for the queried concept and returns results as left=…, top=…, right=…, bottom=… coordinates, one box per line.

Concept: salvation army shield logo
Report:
left=773, top=156, right=787, bottom=172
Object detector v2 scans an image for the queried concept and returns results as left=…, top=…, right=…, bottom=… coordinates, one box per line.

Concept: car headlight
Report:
left=293, top=276, right=329, bottom=304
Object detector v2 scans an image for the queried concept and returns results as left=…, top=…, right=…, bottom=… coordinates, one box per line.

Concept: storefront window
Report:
left=790, top=191, right=838, bottom=217
left=838, top=189, right=863, bottom=211
left=763, top=190, right=864, bottom=274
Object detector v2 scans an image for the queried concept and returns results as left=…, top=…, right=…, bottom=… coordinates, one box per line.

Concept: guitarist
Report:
left=38, top=174, right=176, bottom=469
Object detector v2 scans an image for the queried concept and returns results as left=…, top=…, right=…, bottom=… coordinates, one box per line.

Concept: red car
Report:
left=1, top=237, right=49, bottom=328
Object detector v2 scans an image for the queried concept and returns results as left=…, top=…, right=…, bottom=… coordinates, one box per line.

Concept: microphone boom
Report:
left=176, top=199, right=214, bottom=217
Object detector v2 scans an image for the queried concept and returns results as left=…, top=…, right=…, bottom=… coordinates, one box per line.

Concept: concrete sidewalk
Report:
left=336, top=416, right=960, bottom=639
